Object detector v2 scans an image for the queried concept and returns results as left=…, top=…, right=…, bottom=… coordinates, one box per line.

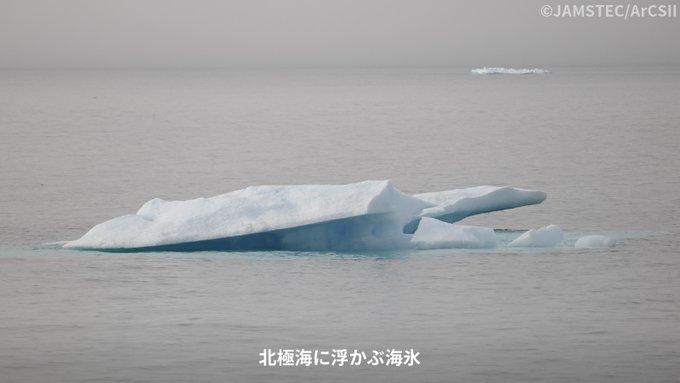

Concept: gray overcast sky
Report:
left=1, top=0, right=678, bottom=68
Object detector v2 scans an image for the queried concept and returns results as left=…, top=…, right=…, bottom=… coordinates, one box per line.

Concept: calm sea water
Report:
left=1, top=68, right=679, bottom=382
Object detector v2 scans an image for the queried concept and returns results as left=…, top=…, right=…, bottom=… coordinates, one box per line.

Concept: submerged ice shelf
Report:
left=411, top=218, right=497, bottom=249
left=64, top=180, right=553, bottom=252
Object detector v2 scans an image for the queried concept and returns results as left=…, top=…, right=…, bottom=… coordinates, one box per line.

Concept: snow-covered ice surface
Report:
left=471, top=67, right=549, bottom=75
left=411, top=217, right=497, bottom=249
left=508, top=224, right=564, bottom=248
left=64, top=180, right=431, bottom=251
left=64, top=181, right=548, bottom=252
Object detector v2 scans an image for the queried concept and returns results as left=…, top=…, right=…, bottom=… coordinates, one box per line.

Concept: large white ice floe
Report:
left=508, top=224, right=563, bottom=248
left=65, top=181, right=429, bottom=251
left=64, top=180, right=547, bottom=252
left=411, top=218, right=497, bottom=249
left=471, top=67, right=549, bottom=75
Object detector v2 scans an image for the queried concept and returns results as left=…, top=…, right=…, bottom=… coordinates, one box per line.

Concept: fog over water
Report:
left=1, top=0, right=679, bottom=68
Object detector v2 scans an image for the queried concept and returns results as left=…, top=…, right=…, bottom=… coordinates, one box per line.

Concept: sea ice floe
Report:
left=65, top=181, right=429, bottom=251
left=64, top=180, right=547, bottom=252
left=471, top=67, right=549, bottom=75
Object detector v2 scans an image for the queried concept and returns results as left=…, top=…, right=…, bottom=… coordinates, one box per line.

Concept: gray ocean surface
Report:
left=1, top=68, right=679, bottom=382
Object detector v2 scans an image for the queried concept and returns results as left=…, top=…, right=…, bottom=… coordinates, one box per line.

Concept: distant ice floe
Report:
left=471, top=67, right=549, bottom=75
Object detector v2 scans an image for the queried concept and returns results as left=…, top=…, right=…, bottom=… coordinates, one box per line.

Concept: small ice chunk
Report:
left=471, top=67, right=549, bottom=75
left=411, top=217, right=497, bottom=249
left=575, top=235, right=616, bottom=248
left=508, top=224, right=563, bottom=248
